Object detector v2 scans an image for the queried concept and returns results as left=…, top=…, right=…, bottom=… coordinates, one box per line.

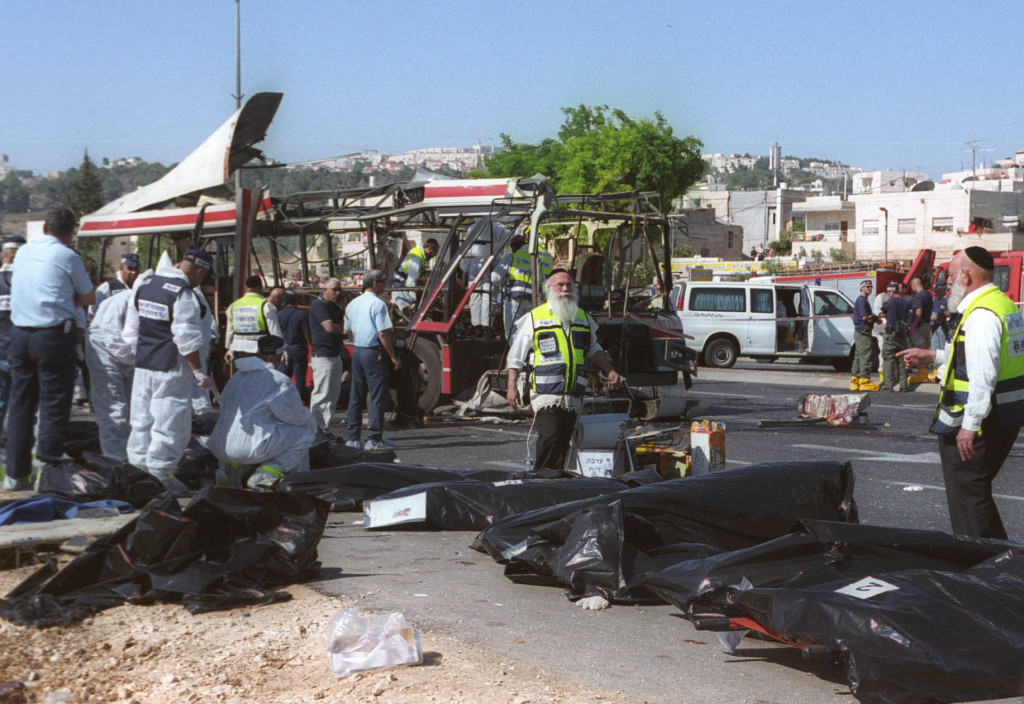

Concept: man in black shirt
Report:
left=277, top=290, right=312, bottom=403
left=908, top=277, right=934, bottom=384
left=309, top=278, right=346, bottom=435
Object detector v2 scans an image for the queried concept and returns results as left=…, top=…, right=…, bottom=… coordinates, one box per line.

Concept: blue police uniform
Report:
left=277, top=303, right=312, bottom=400
left=3, top=235, right=93, bottom=489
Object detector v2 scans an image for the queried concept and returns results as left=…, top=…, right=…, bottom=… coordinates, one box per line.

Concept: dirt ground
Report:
left=0, top=556, right=636, bottom=704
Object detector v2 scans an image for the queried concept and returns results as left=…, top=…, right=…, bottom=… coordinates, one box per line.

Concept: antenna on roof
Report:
left=963, top=137, right=993, bottom=186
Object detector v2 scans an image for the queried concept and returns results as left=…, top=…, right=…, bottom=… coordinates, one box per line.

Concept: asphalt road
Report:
left=313, top=362, right=1023, bottom=704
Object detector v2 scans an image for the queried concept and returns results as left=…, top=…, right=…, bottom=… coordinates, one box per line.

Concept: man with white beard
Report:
left=898, top=246, right=1024, bottom=539
left=505, top=269, right=621, bottom=470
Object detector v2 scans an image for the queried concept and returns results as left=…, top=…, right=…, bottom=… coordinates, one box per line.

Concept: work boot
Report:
left=878, top=369, right=884, bottom=385
left=850, top=376, right=860, bottom=391
left=858, top=377, right=880, bottom=392
left=908, top=368, right=931, bottom=385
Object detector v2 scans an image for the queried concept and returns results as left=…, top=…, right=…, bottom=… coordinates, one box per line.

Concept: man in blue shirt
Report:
left=908, top=277, right=935, bottom=384
left=850, top=279, right=879, bottom=392
left=309, top=278, right=346, bottom=434
left=0, top=235, right=25, bottom=449
left=880, top=281, right=912, bottom=392
left=277, top=289, right=312, bottom=403
left=3, top=209, right=95, bottom=491
left=344, top=270, right=401, bottom=451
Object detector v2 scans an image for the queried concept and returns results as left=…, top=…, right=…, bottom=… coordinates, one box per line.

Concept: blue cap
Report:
left=257, top=335, right=285, bottom=355
left=121, top=252, right=140, bottom=269
left=2, top=235, right=26, bottom=250
left=183, top=248, right=214, bottom=269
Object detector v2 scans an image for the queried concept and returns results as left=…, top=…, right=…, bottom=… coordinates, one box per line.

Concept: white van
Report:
left=670, top=280, right=856, bottom=370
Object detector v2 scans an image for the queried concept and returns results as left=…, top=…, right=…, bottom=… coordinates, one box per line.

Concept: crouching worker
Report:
left=505, top=269, right=620, bottom=470
left=206, top=334, right=317, bottom=490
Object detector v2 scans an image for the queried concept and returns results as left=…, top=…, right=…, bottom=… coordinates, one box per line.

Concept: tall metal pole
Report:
left=232, top=0, right=245, bottom=298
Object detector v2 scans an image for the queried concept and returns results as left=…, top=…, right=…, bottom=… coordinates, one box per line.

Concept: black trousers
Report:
left=6, top=325, right=76, bottom=479
left=937, top=415, right=1021, bottom=539
left=534, top=405, right=577, bottom=470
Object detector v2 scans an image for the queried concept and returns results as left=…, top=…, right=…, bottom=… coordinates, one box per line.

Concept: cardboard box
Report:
left=689, top=420, right=725, bottom=475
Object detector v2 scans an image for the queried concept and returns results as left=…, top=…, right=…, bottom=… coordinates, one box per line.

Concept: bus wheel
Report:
left=412, top=337, right=442, bottom=413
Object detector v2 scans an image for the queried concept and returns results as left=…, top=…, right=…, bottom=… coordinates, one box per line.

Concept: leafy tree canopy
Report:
left=481, top=105, right=704, bottom=203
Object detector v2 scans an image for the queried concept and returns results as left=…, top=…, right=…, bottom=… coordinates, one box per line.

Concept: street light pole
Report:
left=879, top=206, right=889, bottom=262
left=232, top=0, right=245, bottom=298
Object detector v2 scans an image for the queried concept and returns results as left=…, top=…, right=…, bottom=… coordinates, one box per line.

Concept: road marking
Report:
left=870, top=403, right=936, bottom=410
left=690, top=391, right=767, bottom=399
left=483, top=460, right=528, bottom=469
left=876, top=479, right=1024, bottom=503
left=791, top=444, right=941, bottom=464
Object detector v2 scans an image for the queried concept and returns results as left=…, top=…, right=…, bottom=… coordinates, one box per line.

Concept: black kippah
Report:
left=964, top=246, right=994, bottom=271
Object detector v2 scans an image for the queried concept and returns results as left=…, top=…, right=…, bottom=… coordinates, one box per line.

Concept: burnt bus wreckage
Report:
left=77, top=92, right=696, bottom=412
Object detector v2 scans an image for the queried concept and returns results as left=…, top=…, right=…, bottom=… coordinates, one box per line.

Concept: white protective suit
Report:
left=122, top=260, right=205, bottom=481
left=86, top=289, right=135, bottom=461
left=205, top=356, right=316, bottom=477
left=459, top=217, right=509, bottom=328
left=190, top=298, right=218, bottom=417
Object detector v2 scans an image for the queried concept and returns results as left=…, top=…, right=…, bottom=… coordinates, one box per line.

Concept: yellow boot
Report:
left=908, top=368, right=930, bottom=385
left=878, top=369, right=884, bottom=385
left=858, top=377, right=880, bottom=392
left=850, top=376, right=860, bottom=391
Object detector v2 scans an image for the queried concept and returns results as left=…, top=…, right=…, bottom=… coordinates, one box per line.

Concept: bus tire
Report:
left=412, top=337, right=443, bottom=413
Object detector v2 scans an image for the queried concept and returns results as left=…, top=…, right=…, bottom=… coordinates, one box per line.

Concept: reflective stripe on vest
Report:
left=530, top=302, right=591, bottom=396
left=508, top=249, right=554, bottom=299
left=230, top=293, right=267, bottom=335
left=930, top=286, right=1024, bottom=435
left=391, top=247, right=425, bottom=286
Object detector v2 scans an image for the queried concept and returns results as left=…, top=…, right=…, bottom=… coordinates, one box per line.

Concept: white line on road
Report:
left=792, top=444, right=941, bottom=464
left=483, top=460, right=528, bottom=469
left=869, top=403, right=936, bottom=410
left=690, top=391, right=767, bottom=399
left=876, top=479, right=1024, bottom=503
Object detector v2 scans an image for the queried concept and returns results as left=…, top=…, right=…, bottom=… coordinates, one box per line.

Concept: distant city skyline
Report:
left=3, top=1, right=1023, bottom=180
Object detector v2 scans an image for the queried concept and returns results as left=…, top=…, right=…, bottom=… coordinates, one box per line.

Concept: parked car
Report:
left=670, top=280, right=855, bottom=370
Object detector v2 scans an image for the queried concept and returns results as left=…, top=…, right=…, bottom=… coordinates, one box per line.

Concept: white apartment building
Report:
left=940, top=150, right=1024, bottom=192
left=852, top=187, right=1024, bottom=261
left=791, top=195, right=856, bottom=245
left=852, top=170, right=930, bottom=195
left=683, top=184, right=807, bottom=249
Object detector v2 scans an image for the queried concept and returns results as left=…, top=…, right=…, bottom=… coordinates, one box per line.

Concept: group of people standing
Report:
left=851, top=275, right=948, bottom=392
left=0, top=208, right=405, bottom=493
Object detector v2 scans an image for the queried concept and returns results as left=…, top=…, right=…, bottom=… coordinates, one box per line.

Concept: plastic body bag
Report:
left=327, top=609, right=422, bottom=677
left=473, top=460, right=857, bottom=603
left=642, top=520, right=1024, bottom=704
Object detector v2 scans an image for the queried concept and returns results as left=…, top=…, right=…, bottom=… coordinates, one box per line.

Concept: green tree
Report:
left=73, top=150, right=105, bottom=216
left=0, top=171, right=30, bottom=213
left=482, top=105, right=704, bottom=204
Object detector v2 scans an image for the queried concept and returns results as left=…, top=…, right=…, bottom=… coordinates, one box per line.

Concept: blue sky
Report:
left=3, top=0, right=1023, bottom=180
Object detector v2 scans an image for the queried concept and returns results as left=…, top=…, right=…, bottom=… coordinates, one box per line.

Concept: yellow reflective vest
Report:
left=931, top=286, right=1024, bottom=435
left=508, top=249, right=554, bottom=300
left=229, top=292, right=267, bottom=335
left=391, top=247, right=425, bottom=286
left=530, top=302, right=591, bottom=397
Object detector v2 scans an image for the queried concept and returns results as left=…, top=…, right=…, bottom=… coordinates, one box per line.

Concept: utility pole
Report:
left=963, top=138, right=993, bottom=188
left=232, top=0, right=245, bottom=298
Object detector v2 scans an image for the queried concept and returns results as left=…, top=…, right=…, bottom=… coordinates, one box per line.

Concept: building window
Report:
left=862, top=220, right=879, bottom=236
left=932, top=217, right=954, bottom=232
left=728, top=232, right=735, bottom=248
left=898, top=218, right=916, bottom=235
left=824, top=221, right=840, bottom=233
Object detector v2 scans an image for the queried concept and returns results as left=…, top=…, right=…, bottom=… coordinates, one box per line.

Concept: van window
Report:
left=690, top=287, right=745, bottom=312
left=814, top=290, right=853, bottom=315
left=750, top=289, right=774, bottom=313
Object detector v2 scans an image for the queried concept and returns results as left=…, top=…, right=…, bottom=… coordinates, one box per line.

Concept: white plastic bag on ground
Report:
left=326, top=609, right=423, bottom=677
